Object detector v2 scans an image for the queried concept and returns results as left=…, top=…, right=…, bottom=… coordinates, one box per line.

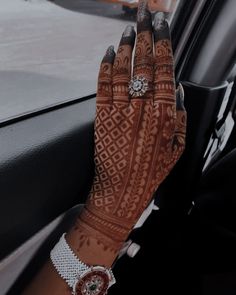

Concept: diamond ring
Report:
left=129, top=76, right=149, bottom=97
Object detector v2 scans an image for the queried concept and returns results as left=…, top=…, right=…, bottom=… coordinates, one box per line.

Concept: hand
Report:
left=20, top=3, right=186, bottom=295
left=72, top=0, right=186, bottom=265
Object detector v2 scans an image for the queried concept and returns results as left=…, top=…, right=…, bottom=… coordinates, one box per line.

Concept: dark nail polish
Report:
left=137, top=0, right=152, bottom=32
left=102, top=45, right=115, bottom=63
left=123, top=25, right=134, bottom=37
left=120, top=25, right=135, bottom=47
left=137, top=0, right=149, bottom=22
left=154, top=12, right=166, bottom=30
left=106, top=45, right=115, bottom=56
left=153, top=13, right=170, bottom=42
left=176, top=83, right=185, bottom=110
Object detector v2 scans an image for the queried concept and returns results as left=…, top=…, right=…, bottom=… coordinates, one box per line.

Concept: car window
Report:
left=0, top=0, right=179, bottom=123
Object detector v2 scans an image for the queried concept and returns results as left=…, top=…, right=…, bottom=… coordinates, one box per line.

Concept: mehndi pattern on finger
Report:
left=112, top=25, right=135, bottom=104
left=97, top=45, right=115, bottom=105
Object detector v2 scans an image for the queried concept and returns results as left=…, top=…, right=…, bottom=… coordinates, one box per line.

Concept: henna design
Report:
left=133, top=34, right=153, bottom=98
left=74, top=219, right=122, bottom=253
left=96, top=45, right=115, bottom=105
left=154, top=40, right=175, bottom=103
left=77, top=100, right=185, bottom=252
left=73, top=8, right=187, bottom=255
left=133, top=2, right=153, bottom=99
left=112, top=25, right=135, bottom=104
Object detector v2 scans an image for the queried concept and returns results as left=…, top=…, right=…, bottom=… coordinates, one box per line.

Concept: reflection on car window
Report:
left=0, top=0, right=178, bottom=123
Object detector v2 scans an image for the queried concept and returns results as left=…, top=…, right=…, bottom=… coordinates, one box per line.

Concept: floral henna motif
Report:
left=96, top=46, right=115, bottom=105
left=73, top=2, right=187, bottom=255
left=112, top=25, right=136, bottom=104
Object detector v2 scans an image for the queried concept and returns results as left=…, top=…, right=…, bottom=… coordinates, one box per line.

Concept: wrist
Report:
left=66, top=215, right=122, bottom=267
left=79, top=206, right=130, bottom=247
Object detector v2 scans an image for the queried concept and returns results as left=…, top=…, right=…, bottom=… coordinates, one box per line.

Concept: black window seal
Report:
left=0, top=93, right=96, bottom=128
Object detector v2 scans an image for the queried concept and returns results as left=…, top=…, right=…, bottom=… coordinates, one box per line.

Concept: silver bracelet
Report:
left=50, top=233, right=116, bottom=295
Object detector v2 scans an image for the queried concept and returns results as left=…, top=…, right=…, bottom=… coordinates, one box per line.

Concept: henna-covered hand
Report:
left=71, top=0, right=186, bottom=265
left=20, top=3, right=186, bottom=295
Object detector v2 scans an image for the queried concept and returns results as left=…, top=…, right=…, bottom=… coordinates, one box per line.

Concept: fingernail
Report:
left=123, top=25, right=134, bottom=37
left=120, top=25, right=136, bottom=47
left=153, top=12, right=166, bottom=30
left=106, top=45, right=115, bottom=56
left=137, top=0, right=152, bottom=33
left=176, top=83, right=185, bottom=110
left=137, top=0, right=149, bottom=22
left=102, top=45, right=115, bottom=63
left=153, top=13, right=170, bottom=42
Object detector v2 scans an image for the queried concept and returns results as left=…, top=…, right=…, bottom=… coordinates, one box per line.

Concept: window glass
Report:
left=0, top=0, right=178, bottom=123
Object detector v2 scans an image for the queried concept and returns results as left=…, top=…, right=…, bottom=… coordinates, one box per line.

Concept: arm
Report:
left=22, top=1, right=186, bottom=294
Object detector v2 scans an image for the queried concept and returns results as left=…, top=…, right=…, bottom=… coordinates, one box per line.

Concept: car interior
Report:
left=1, top=0, right=236, bottom=294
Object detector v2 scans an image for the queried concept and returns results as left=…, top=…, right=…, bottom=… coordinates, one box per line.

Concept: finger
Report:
left=153, top=12, right=175, bottom=104
left=96, top=45, right=116, bottom=105
left=176, top=83, right=185, bottom=112
left=172, top=84, right=187, bottom=160
left=113, top=25, right=136, bottom=104
left=131, top=0, right=153, bottom=99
